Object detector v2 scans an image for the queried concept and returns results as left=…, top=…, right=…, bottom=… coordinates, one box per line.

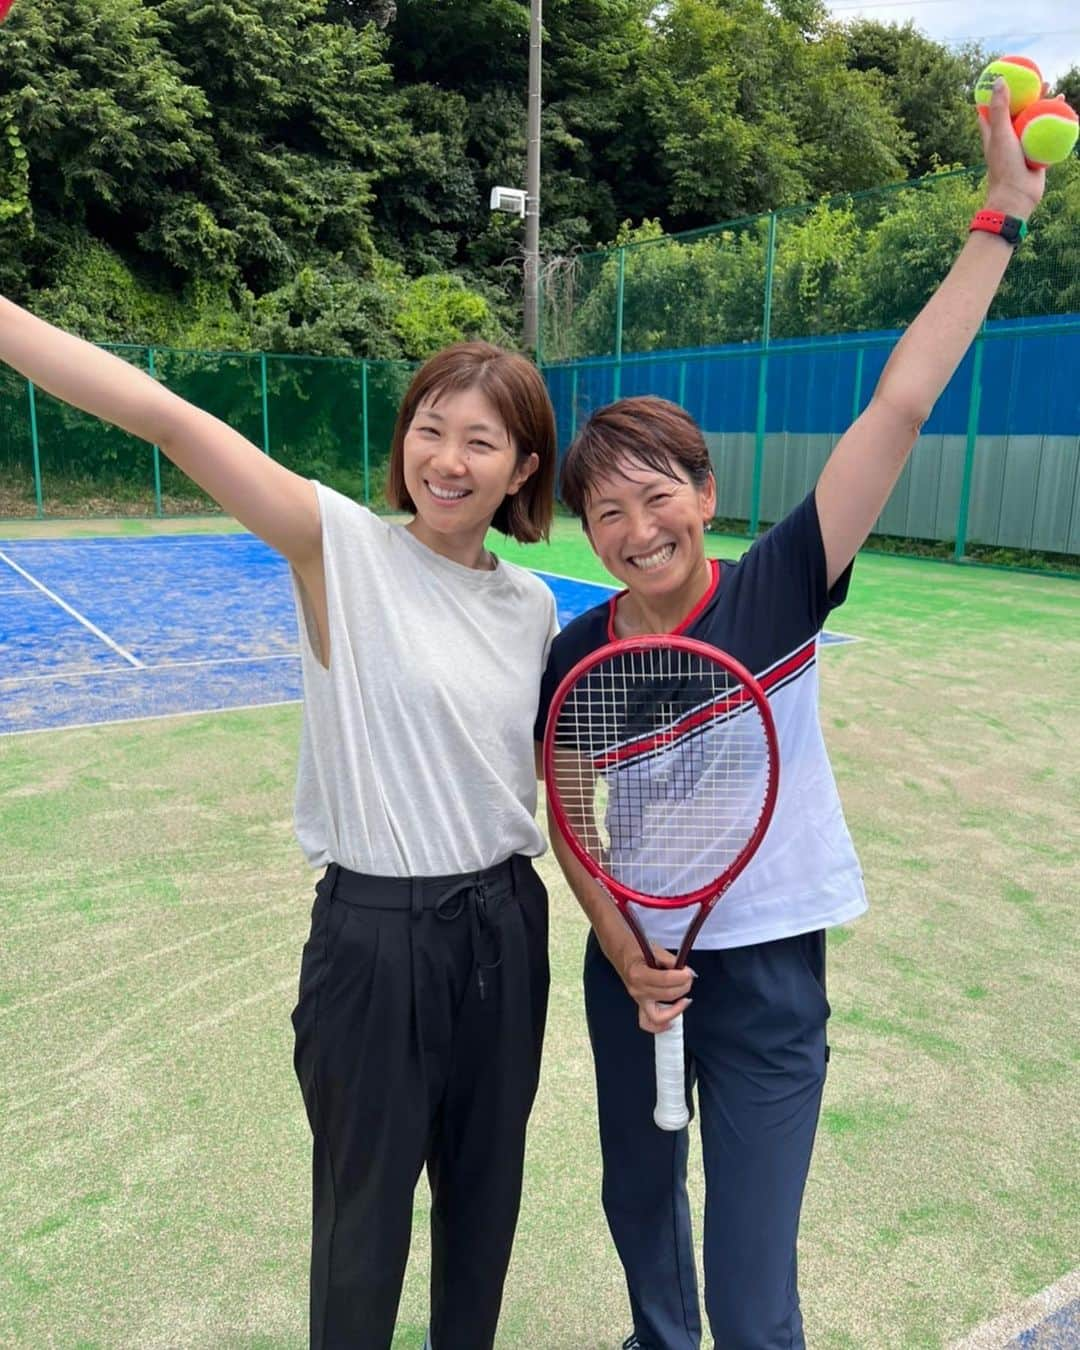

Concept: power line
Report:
left=832, top=1, right=965, bottom=9
left=829, top=11, right=1080, bottom=43
left=957, top=30, right=1080, bottom=40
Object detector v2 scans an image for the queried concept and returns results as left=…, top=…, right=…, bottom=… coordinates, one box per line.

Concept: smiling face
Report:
left=402, top=386, right=539, bottom=565
left=583, top=454, right=716, bottom=616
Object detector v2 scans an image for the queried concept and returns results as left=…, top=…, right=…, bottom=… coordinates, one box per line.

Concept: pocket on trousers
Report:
left=290, top=883, right=347, bottom=1030
left=797, top=930, right=831, bottom=1025
left=521, top=871, right=551, bottom=1067
left=291, top=883, right=351, bottom=1132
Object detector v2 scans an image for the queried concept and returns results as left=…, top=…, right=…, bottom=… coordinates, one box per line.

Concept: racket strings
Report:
left=551, top=646, right=774, bottom=902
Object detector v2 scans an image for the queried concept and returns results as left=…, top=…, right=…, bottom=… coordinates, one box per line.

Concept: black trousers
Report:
left=291, top=854, right=549, bottom=1350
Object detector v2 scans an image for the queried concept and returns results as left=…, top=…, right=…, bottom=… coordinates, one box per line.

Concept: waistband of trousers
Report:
left=321, top=854, right=531, bottom=911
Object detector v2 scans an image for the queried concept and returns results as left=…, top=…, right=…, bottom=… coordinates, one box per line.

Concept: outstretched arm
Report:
left=0, top=299, right=320, bottom=566
left=815, top=77, right=1048, bottom=587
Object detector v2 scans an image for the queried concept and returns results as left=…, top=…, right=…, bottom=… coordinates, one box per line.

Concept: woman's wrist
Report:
left=982, top=189, right=1036, bottom=221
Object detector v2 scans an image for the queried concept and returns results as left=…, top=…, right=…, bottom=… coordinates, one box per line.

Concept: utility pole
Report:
left=523, top=0, right=542, bottom=353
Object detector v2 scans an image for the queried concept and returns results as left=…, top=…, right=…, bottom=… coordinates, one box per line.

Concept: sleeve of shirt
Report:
left=543, top=588, right=560, bottom=663
left=314, top=480, right=381, bottom=561
left=739, top=490, right=853, bottom=636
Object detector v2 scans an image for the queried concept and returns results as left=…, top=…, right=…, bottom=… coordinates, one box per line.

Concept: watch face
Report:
left=1001, top=217, right=1022, bottom=243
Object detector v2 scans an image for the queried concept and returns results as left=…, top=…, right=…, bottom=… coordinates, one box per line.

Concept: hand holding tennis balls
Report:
left=978, top=77, right=1047, bottom=223
left=974, top=56, right=1043, bottom=121
left=1013, top=99, right=1079, bottom=169
left=974, top=55, right=1078, bottom=169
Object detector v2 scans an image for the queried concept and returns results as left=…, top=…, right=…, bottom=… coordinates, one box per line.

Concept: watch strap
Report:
left=970, top=209, right=1028, bottom=246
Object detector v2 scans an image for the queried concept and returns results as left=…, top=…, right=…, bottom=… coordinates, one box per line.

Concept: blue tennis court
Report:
left=0, top=535, right=616, bottom=735
left=0, top=534, right=852, bottom=736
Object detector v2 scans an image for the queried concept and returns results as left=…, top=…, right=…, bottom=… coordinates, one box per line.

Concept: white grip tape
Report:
left=653, top=1011, right=689, bottom=1130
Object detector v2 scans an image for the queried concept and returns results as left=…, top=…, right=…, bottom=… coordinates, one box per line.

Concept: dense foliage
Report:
left=0, top=0, right=1075, bottom=360
left=546, top=158, right=1080, bottom=360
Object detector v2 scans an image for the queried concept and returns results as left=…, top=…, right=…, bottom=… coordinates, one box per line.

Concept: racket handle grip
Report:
left=653, top=1012, right=689, bottom=1131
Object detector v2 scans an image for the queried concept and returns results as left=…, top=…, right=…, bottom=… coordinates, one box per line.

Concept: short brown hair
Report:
left=559, top=396, right=712, bottom=521
left=386, top=342, right=555, bottom=542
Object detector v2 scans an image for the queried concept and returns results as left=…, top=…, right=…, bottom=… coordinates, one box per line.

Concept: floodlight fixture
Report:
left=490, top=186, right=527, bottom=218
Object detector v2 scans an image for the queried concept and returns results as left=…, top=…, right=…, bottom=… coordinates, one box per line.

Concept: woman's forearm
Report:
left=0, top=297, right=179, bottom=446
left=875, top=222, right=1015, bottom=427
left=0, top=296, right=320, bottom=559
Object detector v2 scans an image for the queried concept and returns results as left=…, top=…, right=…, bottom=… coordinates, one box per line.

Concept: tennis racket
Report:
left=544, top=635, right=779, bottom=1130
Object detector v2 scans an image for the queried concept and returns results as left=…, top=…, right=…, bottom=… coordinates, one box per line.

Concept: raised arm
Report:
left=0, top=299, right=320, bottom=566
left=815, top=77, right=1048, bottom=587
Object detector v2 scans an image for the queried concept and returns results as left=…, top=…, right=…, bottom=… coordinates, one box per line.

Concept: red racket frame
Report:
left=543, top=634, right=780, bottom=969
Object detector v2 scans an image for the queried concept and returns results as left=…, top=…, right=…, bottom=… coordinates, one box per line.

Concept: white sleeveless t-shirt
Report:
left=291, top=483, right=558, bottom=877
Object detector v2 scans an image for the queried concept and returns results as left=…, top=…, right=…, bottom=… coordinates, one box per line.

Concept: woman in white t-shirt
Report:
left=0, top=311, right=558, bottom=1350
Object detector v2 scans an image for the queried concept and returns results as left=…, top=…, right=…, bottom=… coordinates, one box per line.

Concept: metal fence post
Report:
left=851, top=346, right=865, bottom=423
left=570, top=365, right=579, bottom=441
left=613, top=247, right=626, bottom=401
left=955, top=334, right=985, bottom=561
left=260, top=352, right=271, bottom=455
left=536, top=267, right=545, bottom=369
left=27, top=380, right=43, bottom=519
left=749, top=211, right=777, bottom=536
left=147, top=348, right=163, bottom=517
left=361, top=360, right=370, bottom=506
left=678, top=359, right=688, bottom=410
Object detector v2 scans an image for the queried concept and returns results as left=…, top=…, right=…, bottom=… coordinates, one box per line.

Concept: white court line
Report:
left=533, top=566, right=615, bottom=589
left=0, top=651, right=300, bottom=687
left=0, top=697, right=302, bottom=738
left=147, top=651, right=298, bottom=671
left=0, top=547, right=144, bottom=668
left=947, top=1269, right=1079, bottom=1348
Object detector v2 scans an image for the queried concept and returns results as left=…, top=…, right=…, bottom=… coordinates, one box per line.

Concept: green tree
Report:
left=549, top=217, right=768, bottom=359
left=995, top=158, right=1080, bottom=319
left=841, top=21, right=984, bottom=177
left=0, top=0, right=505, bottom=357
left=149, top=0, right=401, bottom=289
left=638, top=0, right=912, bottom=226
left=1055, top=65, right=1080, bottom=112
left=0, top=0, right=209, bottom=275
left=393, top=273, right=507, bottom=357
left=375, top=0, right=657, bottom=300
left=842, top=171, right=981, bottom=329
left=538, top=0, right=657, bottom=245
left=770, top=200, right=864, bottom=337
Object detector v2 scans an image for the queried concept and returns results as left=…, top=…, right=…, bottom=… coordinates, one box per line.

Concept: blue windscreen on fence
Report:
left=543, top=315, right=1080, bottom=556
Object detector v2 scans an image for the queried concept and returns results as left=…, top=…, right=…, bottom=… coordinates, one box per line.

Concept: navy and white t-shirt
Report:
left=535, top=491, right=868, bottom=950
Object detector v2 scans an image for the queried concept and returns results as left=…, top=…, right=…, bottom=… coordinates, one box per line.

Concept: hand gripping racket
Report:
left=544, top=635, right=779, bottom=1130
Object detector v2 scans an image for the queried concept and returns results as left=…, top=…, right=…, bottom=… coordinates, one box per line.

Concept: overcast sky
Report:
left=823, top=0, right=1080, bottom=86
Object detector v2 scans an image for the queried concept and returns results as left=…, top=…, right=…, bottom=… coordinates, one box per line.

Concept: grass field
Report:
left=1, top=517, right=1077, bottom=1348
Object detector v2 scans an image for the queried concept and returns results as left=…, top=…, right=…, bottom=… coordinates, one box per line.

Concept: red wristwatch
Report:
left=970, top=210, right=1028, bottom=247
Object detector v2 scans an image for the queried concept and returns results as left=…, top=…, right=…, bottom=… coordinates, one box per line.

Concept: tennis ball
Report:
left=974, top=56, right=1043, bottom=121
left=1013, top=98, right=1080, bottom=167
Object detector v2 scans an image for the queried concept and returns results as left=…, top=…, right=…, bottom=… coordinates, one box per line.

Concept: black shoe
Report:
left=622, top=1337, right=642, bottom=1350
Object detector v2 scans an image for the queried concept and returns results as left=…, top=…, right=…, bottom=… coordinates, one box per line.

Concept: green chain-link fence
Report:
left=0, top=349, right=417, bottom=519
left=539, top=163, right=1080, bottom=565
left=4, top=162, right=1078, bottom=563
left=540, top=163, right=1080, bottom=362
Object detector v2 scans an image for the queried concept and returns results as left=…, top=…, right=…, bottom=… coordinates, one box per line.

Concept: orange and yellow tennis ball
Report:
left=1013, top=98, right=1080, bottom=168
left=974, top=55, right=1043, bottom=122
